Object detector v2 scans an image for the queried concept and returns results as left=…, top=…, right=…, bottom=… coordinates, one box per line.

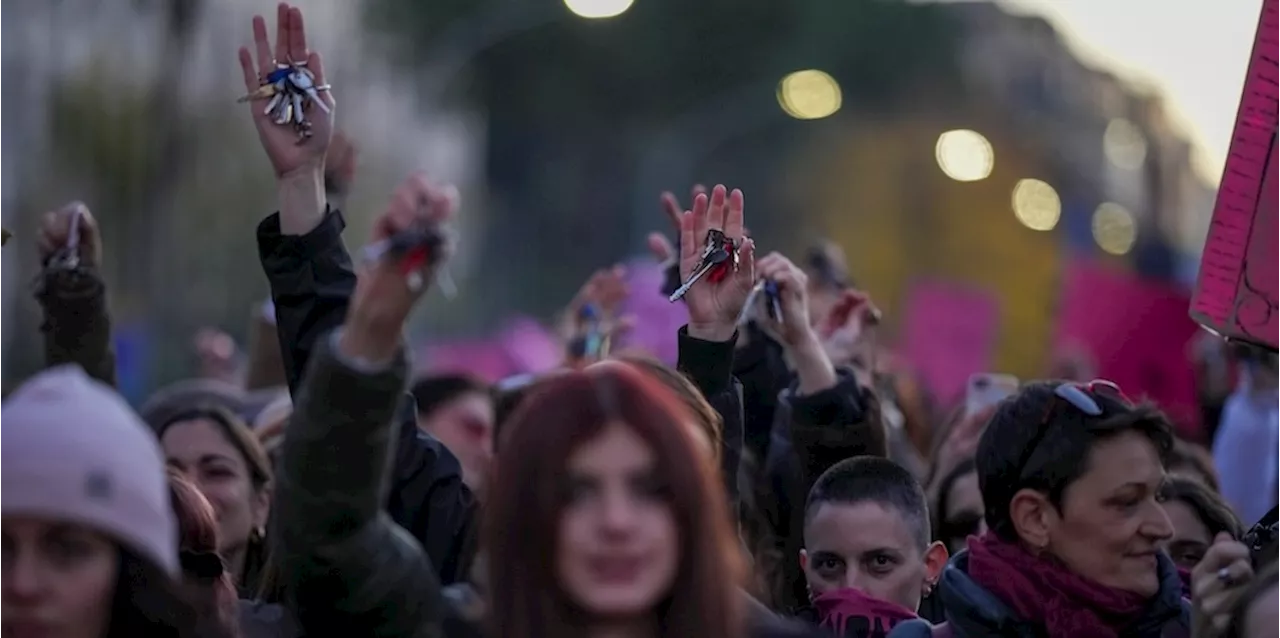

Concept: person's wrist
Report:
left=687, top=321, right=737, bottom=343
left=276, top=164, right=327, bottom=234
left=338, top=314, right=401, bottom=365
left=788, top=328, right=825, bottom=359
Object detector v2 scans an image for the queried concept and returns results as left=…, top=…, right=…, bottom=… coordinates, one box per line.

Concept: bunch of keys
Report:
left=668, top=229, right=739, bottom=302
left=238, top=60, right=330, bottom=142
left=360, top=222, right=457, bottom=297
left=48, top=205, right=85, bottom=272
left=567, top=303, right=610, bottom=360
left=738, top=279, right=783, bottom=326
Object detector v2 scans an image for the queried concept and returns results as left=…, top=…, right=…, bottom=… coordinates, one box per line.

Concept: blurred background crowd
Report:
left=0, top=0, right=1259, bottom=435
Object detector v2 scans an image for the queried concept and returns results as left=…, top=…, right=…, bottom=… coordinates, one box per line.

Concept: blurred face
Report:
left=1244, top=582, right=1279, bottom=638
left=161, top=418, right=269, bottom=556
left=417, top=392, right=495, bottom=492
left=941, top=471, right=987, bottom=554
left=1043, top=431, right=1172, bottom=597
left=556, top=422, right=678, bottom=618
left=1160, top=499, right=1211, bottom=570
left=801, top=501, right=946, bottom=612
left=3, top=517, right=117, bottom=638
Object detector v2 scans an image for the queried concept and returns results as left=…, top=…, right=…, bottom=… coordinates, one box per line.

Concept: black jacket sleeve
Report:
left=256, top=208, right=476, bottom=586
left=676, top=326, right=745, bottom=509
left=733, top=323, right=791, bottom=461
left=256, top=209, right=355, bottom=396
left=276, top=331, right=450, bottom=637
left=36, top=266, right=117, bottom=387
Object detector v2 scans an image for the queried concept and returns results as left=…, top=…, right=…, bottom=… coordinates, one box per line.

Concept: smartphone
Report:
left=966, top=373, right=1019, bottom=417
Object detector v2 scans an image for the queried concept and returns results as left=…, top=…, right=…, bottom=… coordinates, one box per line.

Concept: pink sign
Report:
left=1191, top=0, right=1278, bottom=351
left=613, top=258, right=689, bottom=366
left=902, top=281, right=999, bottom=405
left=1058, top=259, right=1201, bottom=437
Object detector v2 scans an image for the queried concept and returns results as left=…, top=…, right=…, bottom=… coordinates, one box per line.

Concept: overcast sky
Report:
left=997, top=0, right=1263, bottom=183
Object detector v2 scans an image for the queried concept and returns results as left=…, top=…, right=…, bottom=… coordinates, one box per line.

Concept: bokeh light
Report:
left=777, top=70, right=842, bottom=120
left=563, top=0, right=635, bottom=19
left=1091, top=202, right=1138, bottom=255
left=1103, top=118, right=1148, bottom=170
left=935, top=130, right=994, bottom=182
left=1011, top=178, right=1062, bottom=231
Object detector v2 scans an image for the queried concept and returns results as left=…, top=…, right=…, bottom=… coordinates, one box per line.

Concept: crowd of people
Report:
left=4, top=4, right=1278, bottom=638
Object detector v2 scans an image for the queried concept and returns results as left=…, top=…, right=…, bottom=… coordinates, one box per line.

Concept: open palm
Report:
left=237, top=3, right=335, bottom=177
left=680, top=185, right=755, bottom=338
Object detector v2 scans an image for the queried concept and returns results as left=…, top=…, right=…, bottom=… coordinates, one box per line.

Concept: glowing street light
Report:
left=935, top=129, right=994, bottom=182
left=777, top=70, right=842, bottom=120
left=1103, top=118, right=1147, bottom=170
left=1011, top=178, right=1062, bottom=231
left=1092, top=202, right=1138, bottom=255
left=563, top=0, right=635, bottom=19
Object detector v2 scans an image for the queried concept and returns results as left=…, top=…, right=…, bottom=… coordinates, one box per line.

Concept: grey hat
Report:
left=2, top=365, right=178, bottom=576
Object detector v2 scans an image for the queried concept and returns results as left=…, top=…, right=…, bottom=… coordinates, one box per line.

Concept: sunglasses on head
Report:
left=1015, top=379, right=1133, bottom=478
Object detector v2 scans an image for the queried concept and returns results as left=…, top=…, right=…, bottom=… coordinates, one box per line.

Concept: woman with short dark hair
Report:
left=893, top=380, right=1190, bottom=638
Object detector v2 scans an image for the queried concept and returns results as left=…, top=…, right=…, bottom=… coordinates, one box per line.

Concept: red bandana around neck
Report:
left=813, top=587, right=919, bottom=638
left=965, top=533, right=1150, bottom=638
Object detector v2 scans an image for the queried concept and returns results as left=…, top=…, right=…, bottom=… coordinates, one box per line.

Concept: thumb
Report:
left=1214, top=532, right=1235, bottom=545
left=647, top=232, right=674, bottom=263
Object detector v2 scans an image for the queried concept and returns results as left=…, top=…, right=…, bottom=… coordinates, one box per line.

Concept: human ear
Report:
left=1008, top=488, right=1053, bottom=551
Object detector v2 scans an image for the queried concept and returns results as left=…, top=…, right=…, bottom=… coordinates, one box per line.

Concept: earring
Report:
left=251, top=525, right=266, bottom=542
left=922, top=581, right=935, bottom=597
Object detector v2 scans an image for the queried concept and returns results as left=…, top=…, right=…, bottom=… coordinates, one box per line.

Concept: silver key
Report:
left=289, top=70, right=330, bottom=114
left=292, top=92, right=305, bottom=124
left=668, top=248, right=729, bottom=302
left=274, top=101, right=293, bottom=125
left=264, top=92, right=283, bottom=116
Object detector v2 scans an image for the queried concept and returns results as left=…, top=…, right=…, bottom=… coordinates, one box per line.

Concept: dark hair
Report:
left=804, top=240, right=851, bottom=290
left=932, top=458, right=979, bottom=544
left=410, top=374, right=489, bottom=418
left=613, top=354, right=724, bottom=461
left=484, top=366, right=744, bottom=638
left=1223, top=561, right=1279, bottom=638
left=168, top=471, right=240, bottom=638
left=804, top=456, right=931, bottom=549
left=141, top=380, right=249, bottom=430
left=107, top=549, right=204, bottom=638
left=1164, top=476, right=1243, bottom=540
left=155, top=406, right=273, bottom=596
left=1167, top=438, right=1220, bottom=492
left=977, top=381, right=1174, bottom=542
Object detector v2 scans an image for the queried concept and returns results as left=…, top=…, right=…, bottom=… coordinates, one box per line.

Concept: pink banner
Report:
left=902, top=281, right=999, bottom=405
left=1058, top=259, right=1201, bottom=437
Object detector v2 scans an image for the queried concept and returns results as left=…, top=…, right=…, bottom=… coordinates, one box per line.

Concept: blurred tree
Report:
left=365, top=0, right=966, bottom=320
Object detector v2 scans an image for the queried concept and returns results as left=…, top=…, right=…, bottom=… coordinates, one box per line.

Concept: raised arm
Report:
left=35, top=203, right=117, bottom=387
left=275, top=172, right=463, bottom=636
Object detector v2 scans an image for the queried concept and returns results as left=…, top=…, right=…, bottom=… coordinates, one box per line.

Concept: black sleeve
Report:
left=256, top=209, right=355, bottom=396
left=36, top=266, right=117, bottom=387
left=676, top=326, right=745, bottom=509
left=733, top=323, right=791, bottom=461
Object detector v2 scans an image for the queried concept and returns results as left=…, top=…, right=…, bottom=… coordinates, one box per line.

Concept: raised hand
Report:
left=559, top=265, right=635, bottom=364
left=680, top=184, right=755, bottom=342
left=648, top=184, right=707, bottom=264
left=1191, top=533, right=1255, bottom=634
left=340, top=173, right=459, bottom=363
left=753, top=252, right=816, bottom=347
left=237, top=3, right=335, bottom=178
left=38, top=202, right=101, bottom=269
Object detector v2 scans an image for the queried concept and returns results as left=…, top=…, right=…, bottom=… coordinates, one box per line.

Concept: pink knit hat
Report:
left=2, top=365, right=178, bottom=576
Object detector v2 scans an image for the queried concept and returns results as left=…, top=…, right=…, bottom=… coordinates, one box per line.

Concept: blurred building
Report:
left=951, top=2, right=1217, bottom=280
